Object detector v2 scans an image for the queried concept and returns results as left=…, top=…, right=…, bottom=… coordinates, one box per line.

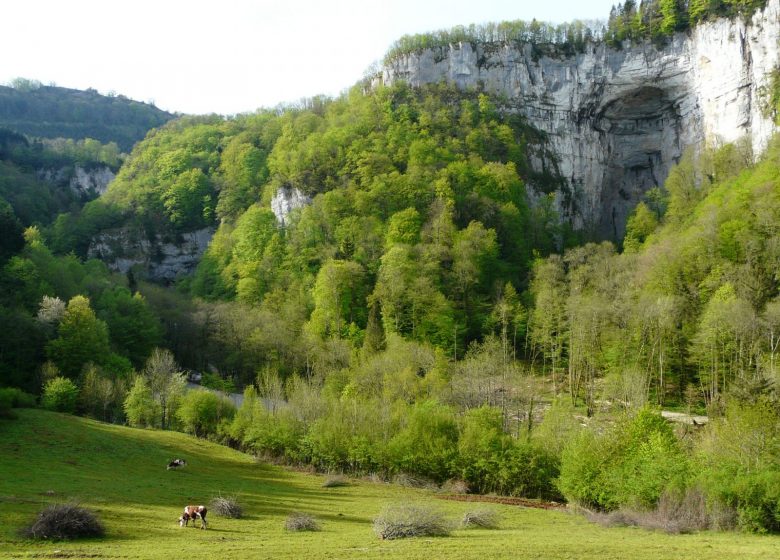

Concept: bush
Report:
left=392, top=473, right=438, bottom=489
left=500, top=441, right=561, bottom=500
left=440, top=479, right=470, bottom=494
left=201, top=371, right=236, bottom=393
left=0, top=389, right=14, bottom=418
left=177, top=389, right=236, bottom=438
left=209, top=496, right=243, bottom=518
left=730, top=471, right=780, bottom=532
left=696, top=402, right=780, bottom=533
left=387, top=400, right=458, bottom=483
left=123, top=377, right=159, bottom=428
left=322, top=475, right=349, bottom=488
left=301, top=398, right=383, bottom=474
left=558, top=409, right=689, bottom=511
left=0, top=387, right=36, bottom=418
left=585, top=488, right=734, bottom=534
left=23, top=503, right=104, bottom=540
left=587, top=508, right=694, bottom=535
left=284, top=512, right=320, bottom=532
left=457, top=406, right=507, bottom=494
left=0, top=387, right=36, bottom=408
left=41, top=377, right=79, bottom=413
left=243, top=408, right=303, bottom=461
left=373, top=504, right=451, bottom=539
left=461, top=508, right=500, bottom=529
left=457, top=406, right=561, bottom=499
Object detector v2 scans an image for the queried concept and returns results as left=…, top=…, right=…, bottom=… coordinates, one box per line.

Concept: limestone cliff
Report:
left=37, top=165, right=116, bottom=198
left=382, top=0, right=780, bottom=239
left=87, top=227, right=214, bottom=283
left=89, top=186, right=307, bottom=282
left=271, top=186, right=311, bottom=226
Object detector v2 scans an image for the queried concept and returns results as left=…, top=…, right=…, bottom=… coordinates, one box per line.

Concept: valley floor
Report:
left=1, top=410, right=778, bottom=559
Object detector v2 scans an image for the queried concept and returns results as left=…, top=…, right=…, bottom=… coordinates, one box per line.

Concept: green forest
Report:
left=3, top=0, right=780, bottom=539
left=384, top=0, right=769, bottom=57
left=0, top=79, right=175, bottom=152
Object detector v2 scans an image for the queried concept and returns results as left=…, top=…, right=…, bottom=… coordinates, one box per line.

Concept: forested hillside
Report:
left=530, top=138, right=775, bottom=411
left=61, top=83, right=564, bottom=367
left=0, top=79, right=175, bottom=152
left=0, top=128, right=160, bottom=395
left=3, top=0, right=780, bottom=538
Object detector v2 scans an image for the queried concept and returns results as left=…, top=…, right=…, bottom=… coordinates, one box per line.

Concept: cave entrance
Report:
left=594, top=86, right=681, bottom=241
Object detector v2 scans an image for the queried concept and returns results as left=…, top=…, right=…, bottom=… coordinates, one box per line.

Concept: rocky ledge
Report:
left=383, top=0, right=780, bottom=239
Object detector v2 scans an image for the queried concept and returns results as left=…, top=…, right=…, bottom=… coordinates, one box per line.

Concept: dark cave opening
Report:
left=593, top=86, right=682, bottom=241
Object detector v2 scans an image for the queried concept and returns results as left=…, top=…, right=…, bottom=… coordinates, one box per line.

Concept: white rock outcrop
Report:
left=383, top=0, right=780, bottom=238
left=271, top=186, right=311, bottom=226
left=69, top=166, right=115, bottom=196
left=88, top=227, right=214, bottom=283
left=37, top=165, right=116, bottom=197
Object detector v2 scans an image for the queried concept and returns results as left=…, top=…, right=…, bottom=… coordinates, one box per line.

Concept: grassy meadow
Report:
left=1, top=409, right=779, bottom=559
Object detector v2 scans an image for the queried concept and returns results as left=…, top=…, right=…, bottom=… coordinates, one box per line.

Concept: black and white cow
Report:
left=179, top=505, right=207, bottom=529
left=167, top=458, right=187, bottom=470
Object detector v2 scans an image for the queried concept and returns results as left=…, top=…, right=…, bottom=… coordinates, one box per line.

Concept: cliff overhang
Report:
left=382, top=0, right=780, bottom=239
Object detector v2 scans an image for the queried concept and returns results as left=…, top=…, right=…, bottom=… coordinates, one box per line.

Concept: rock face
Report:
left=383, top=1, right=780, bottom=239
left=68, top=166, right=115, bottom=196
left=271, top=186, right=311, bottom=226
left=88, top=227, right=214, bottom=283
left=37, top=165, right=116, bottom=198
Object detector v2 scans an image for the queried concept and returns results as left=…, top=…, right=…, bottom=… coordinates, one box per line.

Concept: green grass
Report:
left=1, top=409, right=779, bottom=559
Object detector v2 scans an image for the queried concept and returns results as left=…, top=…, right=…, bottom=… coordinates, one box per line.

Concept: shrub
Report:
left=0, top=387, right=36, bottom=408
left=456, top=406, right=561, bottom=499
left=243, top=408, right=303, bottom=461
left=0, top=387, right=36, bottom=418
left=177, top=389, right=236, bottom=438
left=696, top=402, right=780, bottom=533
left=558, top=429, right=610, bottom=509
left=209, top=496, right=243, bottom=518
left=284, top=512, right=320, bottom=532
left=41, top=377, right=79, bottom=413
left=392, top=473, right=438, bottom=489
left=23, top=503, right=104, bottom=540
left=559, top=409, right=689, bottom=511
left=588, top=507, right=694, bottom=535
left=301, top=398, right=383, bottom=474
left=322, top=475, right=349, bottom=488
left=201, top=371, right=236, bottom=393
left=0, top=389, right=14, bottom=418
left=585, top=488, right=734, bottom=534
left=387, top=400, right=458, bottom=482
left=373, top=504, right=451, bottom=539
left=500, top=441, right=561, bottom=500
left=730, top=471, right=780, bottom=532
left=461, top=508, right=500, bottom=529
left=123, top=377, right=159, bottom=428
left=440, top=479, right=470, bottom=494
left=457, top=406, right=506, bottom=494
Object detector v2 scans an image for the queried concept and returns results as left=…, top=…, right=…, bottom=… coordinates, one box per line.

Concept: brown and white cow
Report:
left=179, top=505, right=207, bottom=529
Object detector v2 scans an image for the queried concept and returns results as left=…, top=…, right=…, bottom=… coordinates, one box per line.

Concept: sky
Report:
left=2, top=0, right=617, bottom=115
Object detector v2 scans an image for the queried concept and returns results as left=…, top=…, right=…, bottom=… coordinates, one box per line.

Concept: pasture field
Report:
left=1, top=409, right=779, bottom=559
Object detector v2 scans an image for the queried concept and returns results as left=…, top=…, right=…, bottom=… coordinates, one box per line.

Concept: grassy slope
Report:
left=1, top=410, right=779, bottom=559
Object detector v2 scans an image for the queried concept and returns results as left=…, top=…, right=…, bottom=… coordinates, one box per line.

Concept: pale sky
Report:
left=2, top=0, right=617, bottom=115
